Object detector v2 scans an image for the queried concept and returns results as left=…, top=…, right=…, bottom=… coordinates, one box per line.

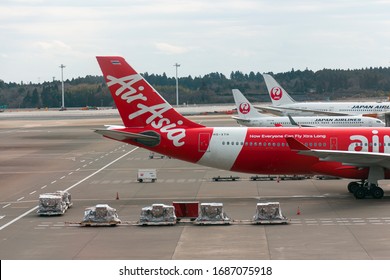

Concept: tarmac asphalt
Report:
left=1, top=110, right=390, bottom=260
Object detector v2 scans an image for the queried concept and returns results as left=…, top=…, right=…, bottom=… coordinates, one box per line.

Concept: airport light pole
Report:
left=59, top=64, right=66, bottom=109
left=174, top=63, right=180, bottom=106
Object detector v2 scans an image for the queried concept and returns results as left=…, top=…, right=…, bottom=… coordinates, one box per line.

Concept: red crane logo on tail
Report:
left=270, top=87, right=283, bottom=101
left=239, top=102, right=250, bottom=115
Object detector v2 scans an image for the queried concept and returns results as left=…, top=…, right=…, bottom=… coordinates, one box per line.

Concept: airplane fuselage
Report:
left=278, top=102, right=390, bottom=116
left=121, top=126, right=390, bottom=180
left=234, top=116, right=384, bottom=127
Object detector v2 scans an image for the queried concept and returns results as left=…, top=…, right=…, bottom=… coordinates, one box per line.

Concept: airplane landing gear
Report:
left=347, top=181, right=361, bottom=193
left=349, top=181, right=384, bottom=199
left=370, top=186, right=384, bottom=199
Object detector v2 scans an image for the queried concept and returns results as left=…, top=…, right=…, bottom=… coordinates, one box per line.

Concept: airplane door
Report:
left=198, top=133, right=210, bottom=152
left=330, top=137, right=338, bottom=150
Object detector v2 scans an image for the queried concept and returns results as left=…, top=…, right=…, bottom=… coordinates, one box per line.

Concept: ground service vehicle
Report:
left=137, top=169, right=157, bottom=182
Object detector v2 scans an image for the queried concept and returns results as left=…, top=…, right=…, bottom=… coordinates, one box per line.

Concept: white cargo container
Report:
left=81, top=204, right=121, bottom=226
left=37, top=190, right=72, bottom=216
left=252, top=202, right=288, bottom=224
left=137, top=169, right=157, bottom=182
left=194, top=202, right=231, bottom=225
left=138, top=204, right=176, bottom=225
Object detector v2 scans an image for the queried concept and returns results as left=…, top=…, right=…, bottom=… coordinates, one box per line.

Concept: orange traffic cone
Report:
left=116, top=192, right=119, bottom=200
left=296, top=206, right=301, bottom=215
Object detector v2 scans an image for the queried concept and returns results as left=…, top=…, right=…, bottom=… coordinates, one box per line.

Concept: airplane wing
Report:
left=285, top=137, right=390, bottom=169
left=254, top=105, right=351, bottom=116
left=94, top=129, right=159, bottom=142
left=231, top=116, right=251, bottom=123
left=286, top=115, right=310, bottom=127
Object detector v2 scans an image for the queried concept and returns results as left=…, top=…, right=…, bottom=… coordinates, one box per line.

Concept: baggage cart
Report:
left=81, top=204, right=121, bottom=226
left=194, top=202, right=231, bottom=225
left=212, top=175, right=239, bottom=181
left=173, top=201, right=199, bottom=221
left=252, top=202, right=288, bottom=224
left=37, top=190, right=72, bottom=216
left=138, top=204, right=176, bottom=226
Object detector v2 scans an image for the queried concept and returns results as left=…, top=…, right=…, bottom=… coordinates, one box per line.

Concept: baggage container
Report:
left=139, top=204, right=176, bottom=226
left=194, top=202, right=231, bottom=225
left=37, top=190, right=72, bottom=216
left=252, top=202, right=288, bottom=224
left=173, top=201, right=199, bottom=221
left=81, top=204, right=121, bottom=226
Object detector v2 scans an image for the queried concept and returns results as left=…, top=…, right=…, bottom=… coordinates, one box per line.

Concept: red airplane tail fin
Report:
left=96, top=56, right=203, bottom=129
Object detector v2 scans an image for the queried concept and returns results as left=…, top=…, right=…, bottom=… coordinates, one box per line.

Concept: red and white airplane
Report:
left=96, top=56, right=390, bottom=199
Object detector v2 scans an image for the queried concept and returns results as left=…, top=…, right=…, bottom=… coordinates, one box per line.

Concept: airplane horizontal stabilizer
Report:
left=94, top=129, right=158, bottom=142
left=231, top=116, right=251, bottom=123
left=253, top=105, right=285, bottom=116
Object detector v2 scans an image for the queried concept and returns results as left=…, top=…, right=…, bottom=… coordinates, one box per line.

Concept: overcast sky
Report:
left=1, top=0, right=390, bottom=83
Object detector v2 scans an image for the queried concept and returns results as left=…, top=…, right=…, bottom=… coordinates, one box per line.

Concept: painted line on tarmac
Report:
left=0, top=147, right=138, bottom=231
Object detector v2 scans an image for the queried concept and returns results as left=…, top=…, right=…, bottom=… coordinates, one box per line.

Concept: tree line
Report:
left=1, top=67, right=390, bottom=109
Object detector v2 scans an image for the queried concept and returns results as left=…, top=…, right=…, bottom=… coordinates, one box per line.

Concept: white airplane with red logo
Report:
left=232, top=89, right=385, bottom=127
left=95, top=56, right=390, bottom=199
left=258, top=73, right=390, bottom=117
